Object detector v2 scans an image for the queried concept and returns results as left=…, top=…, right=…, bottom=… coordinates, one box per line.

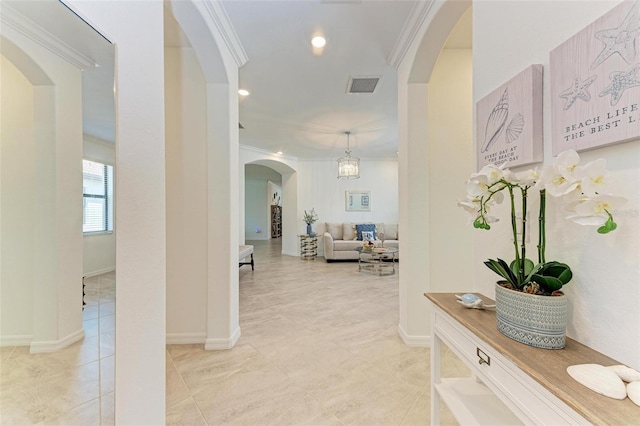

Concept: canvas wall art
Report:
left=476, top=65, right=543, bottom=170
left=550, top=0, right=639, bottom=155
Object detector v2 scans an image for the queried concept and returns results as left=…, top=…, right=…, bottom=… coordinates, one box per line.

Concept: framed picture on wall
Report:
left=550, top=0, right=640, bottom=155
left=476, top=64, right=543, bottom=170
left=346, top=190, right=371, bottom=212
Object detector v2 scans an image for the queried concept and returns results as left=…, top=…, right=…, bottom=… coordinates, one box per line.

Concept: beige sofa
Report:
left=323, top=222, right=399, bottom=261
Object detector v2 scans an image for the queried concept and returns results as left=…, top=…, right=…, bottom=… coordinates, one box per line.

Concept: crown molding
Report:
left=240, top=144, right=298, bottom=161
left=0, top=4, right=96, bottom=70
left=203, top=0, right=248, bottom=68
left=387, top=0, right=435, bottom=69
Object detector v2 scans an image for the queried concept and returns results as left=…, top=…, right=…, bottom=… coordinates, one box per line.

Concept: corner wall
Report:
left=473, top=0, right=640, bottom=369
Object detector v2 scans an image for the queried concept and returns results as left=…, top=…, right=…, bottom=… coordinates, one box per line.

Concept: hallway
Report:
left=1, top=240, right=467, bottom=424
left=166, top=240, right=466, bottom=425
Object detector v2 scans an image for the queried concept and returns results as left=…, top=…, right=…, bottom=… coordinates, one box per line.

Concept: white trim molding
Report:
left=83, top=266, right=116, bottom=279
left=203, top=0, right=248, bottom=67
left=0, top=3, right=96, bottom=70
left=387, top=0, right=435, bottom=68
left=204, top=326, right=241, bottom=350
left=0, top=334, right=33, bottom=347
left=398, top=324, right=431, bottom=347
left=166, top=332, right=206, bottom=345
left=30, top=328, right=85, bottom=353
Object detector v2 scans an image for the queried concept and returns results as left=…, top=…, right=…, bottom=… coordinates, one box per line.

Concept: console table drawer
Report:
left=433, top=305, right=588, bottom=425
left=427, top=293, right=638, bottom=425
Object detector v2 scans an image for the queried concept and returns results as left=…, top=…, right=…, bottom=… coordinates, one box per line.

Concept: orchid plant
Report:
left=459, top=150, right=626, bottom=295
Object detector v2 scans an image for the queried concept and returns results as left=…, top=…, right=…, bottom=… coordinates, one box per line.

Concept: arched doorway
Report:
left=396, top=0, right=473, bottom=344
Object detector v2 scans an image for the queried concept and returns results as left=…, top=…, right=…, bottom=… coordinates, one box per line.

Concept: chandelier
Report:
left=337, top=131, right=360, bottom=179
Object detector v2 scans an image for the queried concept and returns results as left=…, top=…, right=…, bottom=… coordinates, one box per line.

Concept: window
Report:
left=83, top=159, right=113, bottom=233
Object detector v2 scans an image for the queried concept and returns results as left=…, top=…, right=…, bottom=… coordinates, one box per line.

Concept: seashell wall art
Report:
left=550, top=0, right=640, bottom=155
left=476, top=64, right=543, bottom=170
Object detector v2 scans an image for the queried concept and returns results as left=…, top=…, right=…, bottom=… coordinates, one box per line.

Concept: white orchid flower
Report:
left=514, top=168, right=541, bottom=187
left=477, top=162, right=510, bottom=185
left=466, top=174, right=489, bottom=197
left=573, top=158, right=610, bottom=197
left=555, top=149, right=581, bottom=181
left=543, top=164, right=580, bottom=197
left=487, top=191, right=505, bottom=205
left=457, top=197, right=481, bottom=215
left=565, top=194, right=627, bottom=226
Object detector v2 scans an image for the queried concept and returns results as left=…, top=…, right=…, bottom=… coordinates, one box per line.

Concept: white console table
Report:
left=425, top=293, right=638, bottom=426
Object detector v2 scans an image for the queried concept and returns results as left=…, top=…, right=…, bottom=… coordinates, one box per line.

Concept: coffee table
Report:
left=355, top=246, right=398, bottom=275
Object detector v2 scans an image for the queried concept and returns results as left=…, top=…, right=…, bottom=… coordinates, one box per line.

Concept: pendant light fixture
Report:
left=337, top=131, right=360, bottom=179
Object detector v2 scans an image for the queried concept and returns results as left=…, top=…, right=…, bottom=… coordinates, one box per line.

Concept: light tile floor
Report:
left=0, top=271, right=115, bottom=425
left=166, top=240, right=468, bottom=425
left=1, top=240, right=469, bottom=425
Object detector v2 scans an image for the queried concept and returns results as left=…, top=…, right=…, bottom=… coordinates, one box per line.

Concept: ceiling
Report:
left=6, top=1, right=470, bottom=158
left=221, top=0, right=472, bottom=160
left=3, top=0, right=115, bottom=143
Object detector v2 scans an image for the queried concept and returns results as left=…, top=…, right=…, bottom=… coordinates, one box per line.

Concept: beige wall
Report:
left=165, top=47, right=208, bottom=341
left=426, top=48, right=474, bottom=293
left=0, top=55, right=35, bottom=342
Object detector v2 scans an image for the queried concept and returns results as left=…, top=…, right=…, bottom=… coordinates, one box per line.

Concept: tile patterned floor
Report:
left=1, top=240, right=469, bottom=425
left=0, top=272, right=115, bottom=425
left=166, top=240, right=468, bottom=425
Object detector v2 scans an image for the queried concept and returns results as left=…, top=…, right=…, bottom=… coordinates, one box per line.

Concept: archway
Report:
left=397, top=0, right=472, bottom=344
left=164, top=0, right=247, bottom=350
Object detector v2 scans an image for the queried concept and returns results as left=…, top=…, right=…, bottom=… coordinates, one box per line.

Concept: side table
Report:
left=298, top=235, right=318, bottom=260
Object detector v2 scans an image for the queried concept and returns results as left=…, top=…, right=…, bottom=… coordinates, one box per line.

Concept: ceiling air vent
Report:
left=347, top=76, right=380, bottom=94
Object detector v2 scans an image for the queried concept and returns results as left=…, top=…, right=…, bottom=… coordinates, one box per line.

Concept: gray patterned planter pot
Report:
left=495, top=282, right=568, bottom=350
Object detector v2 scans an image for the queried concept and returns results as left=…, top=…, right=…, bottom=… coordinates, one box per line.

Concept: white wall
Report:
left=65, top=1, right=168, bottom=422
left=296, top=159, right=398, bottom=255
left=427, top=48, right=474, bottom=293
left=1, top=15, right=85, bottom=352
left=0, top=55, right=35, bottom=343
left=473, top=0, right=640, bottom=369
left=83, top=136, right=116, bottom=277
left=165, top=47, right=207, bottom=341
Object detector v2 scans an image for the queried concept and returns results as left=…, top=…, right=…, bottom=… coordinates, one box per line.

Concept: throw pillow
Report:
left=343, top=223, right=356, bottom=240
left=361, top=230, right=375, bottom=241
left=355, top=224, right=377, bottom=241
left=325, top=223, right=343, bottom=240
left=384, top=224, right=399, bottom=240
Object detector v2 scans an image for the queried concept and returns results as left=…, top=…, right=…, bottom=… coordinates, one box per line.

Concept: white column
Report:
left=205, top=81, right=240, bottom=349
left=398, top=81, right=432, bottom=345
left=281, top=171, right=299, bottom=257
left=66, top=1, right=167, bottom=422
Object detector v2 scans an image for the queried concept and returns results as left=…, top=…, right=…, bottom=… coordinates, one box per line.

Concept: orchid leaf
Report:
left=510, top=258, right=535, bottom=277
left=532, top=274, right=563, bottom=291
left=484, top=259, right=518, bottom=288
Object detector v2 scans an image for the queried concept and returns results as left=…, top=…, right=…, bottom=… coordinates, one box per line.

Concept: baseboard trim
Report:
left=30, top=328, right=85, bottom=353
left=166, top=332, right=206, bottom=345
left=281, top=250, right=299, bottom=257
left=204, top=326, right=241, bottom=350
left=84, top=266, right=116, bottom=278
left=0, top=334, right=33, bottom=346
left=397, top=324, right=430, bottom=347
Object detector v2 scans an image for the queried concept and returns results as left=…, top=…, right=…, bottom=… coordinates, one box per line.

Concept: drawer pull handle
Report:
left=477, top=348, right=490, bottom=366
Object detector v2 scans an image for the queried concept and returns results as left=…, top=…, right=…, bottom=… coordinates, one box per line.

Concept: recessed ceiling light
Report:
left=238, top=89, right=250, bottom=96
left=311, top=36, right=326, bottom=48
left=276, top=151, right=283, bottom=155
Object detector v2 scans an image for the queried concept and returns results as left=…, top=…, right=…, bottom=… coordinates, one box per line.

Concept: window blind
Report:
left=83, top=159, right=113, bottom=233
